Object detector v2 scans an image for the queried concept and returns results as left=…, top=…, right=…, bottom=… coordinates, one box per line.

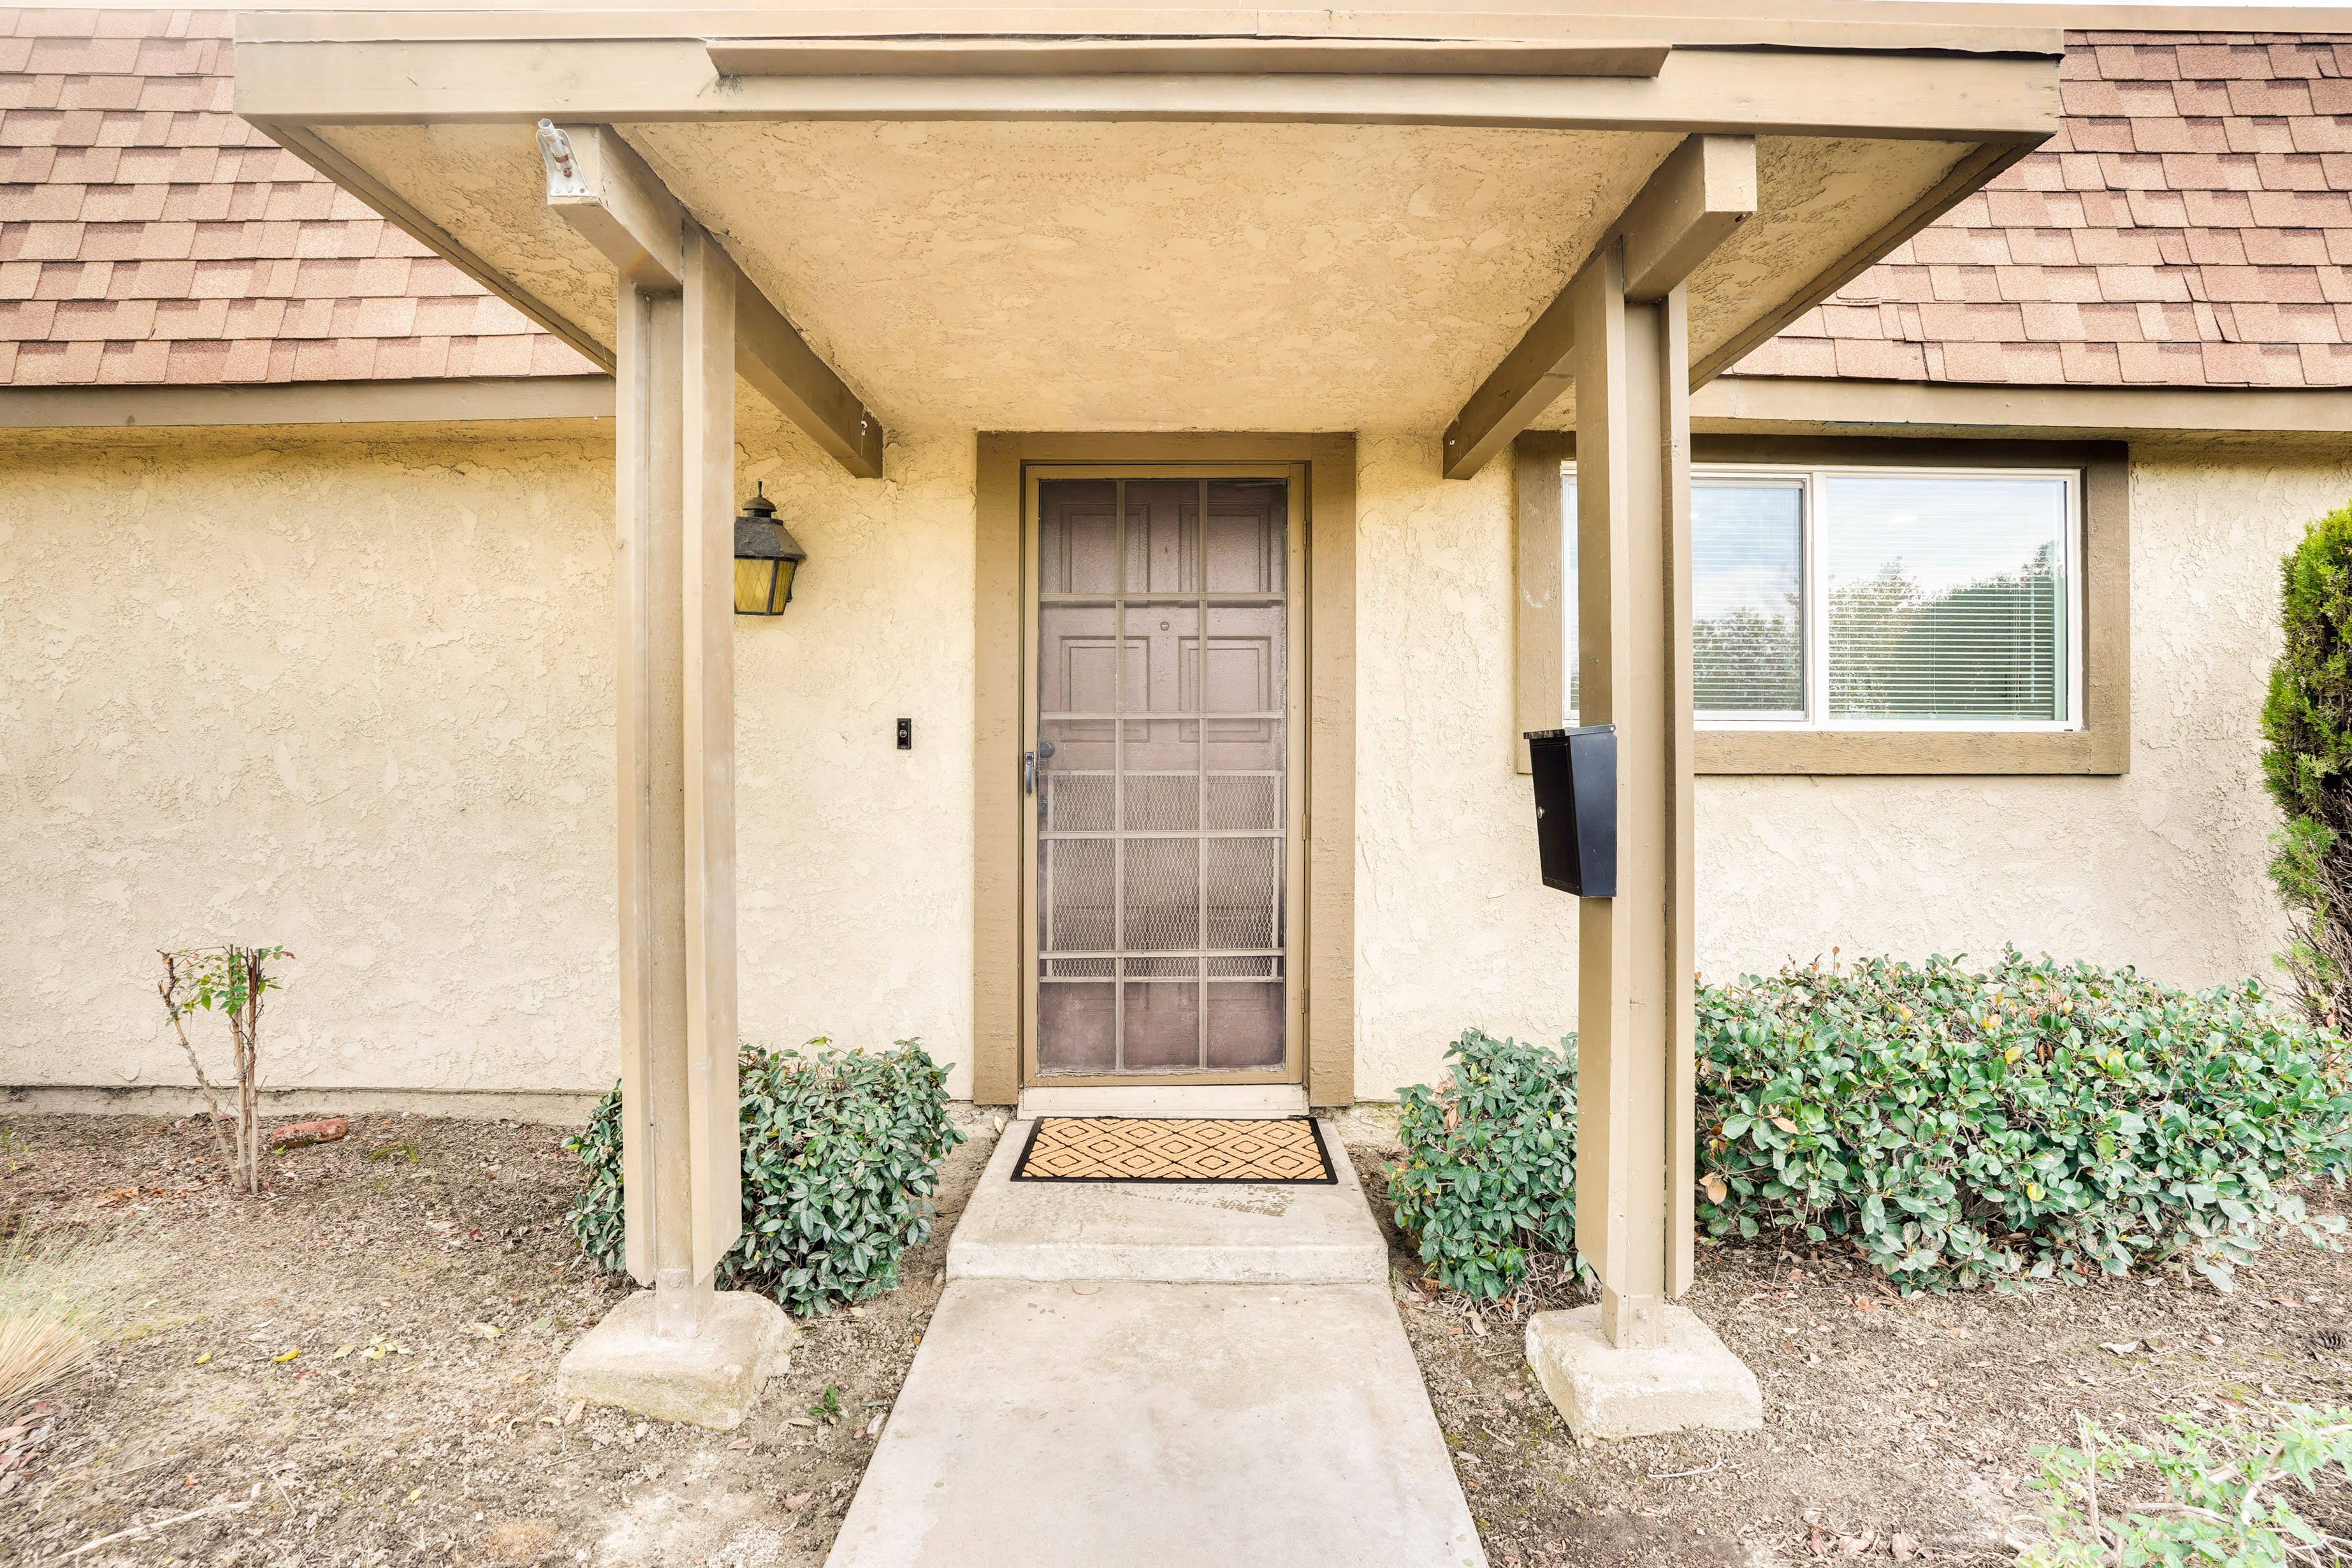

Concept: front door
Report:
left=1022, top=466, right=1307, bottom=1084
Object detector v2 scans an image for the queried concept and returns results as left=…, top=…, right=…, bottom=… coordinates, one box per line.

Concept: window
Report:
left=1564, top=464, right=2081, bottom=732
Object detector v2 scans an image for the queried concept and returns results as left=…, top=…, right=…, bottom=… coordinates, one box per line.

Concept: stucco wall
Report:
left=0, top=413, right=978, bottom=1112
left=1347, top=440, right=2352, bottom=1101
left=5, top=422, right=2337, bottom=1113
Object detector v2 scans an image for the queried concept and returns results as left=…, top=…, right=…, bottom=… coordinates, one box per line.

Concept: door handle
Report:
left=1024, top=750, right=1036, bottom=796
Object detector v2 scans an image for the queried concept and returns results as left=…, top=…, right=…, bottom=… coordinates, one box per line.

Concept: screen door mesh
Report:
left=1035, top=477, right=1288, bottom=1073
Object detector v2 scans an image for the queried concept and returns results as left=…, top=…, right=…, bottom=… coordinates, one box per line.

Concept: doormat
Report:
left=1012, top=1116, right=1337, bottom=1184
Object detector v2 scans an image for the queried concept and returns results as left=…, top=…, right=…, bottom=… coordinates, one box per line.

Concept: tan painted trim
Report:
left=235, top=8, right=2063, bottom=57
left=1698, top=377, right=2352, bottom=440
left=260, top=123, right=616, bottom=375
left=970, top=432, right=1356, bottom=1103
left=236, top=39, right=2054, bottom=143
left=1307, top=433, right=1357, bottom=1111
left=1692, top=140, right=2038, bottom=387
left=711, top=37, right=1671, bottom=77
left=1514, top=432, right=2131, bottom=776
left=0, top=377, right=614, bottom=430
left=972, top=435, right=1024, bottom=1106
left=1446, top=137, right=1757, bottom=481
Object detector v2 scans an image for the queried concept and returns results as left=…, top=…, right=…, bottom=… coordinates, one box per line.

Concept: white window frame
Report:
left=1562, top=460, right=2086, bottom=734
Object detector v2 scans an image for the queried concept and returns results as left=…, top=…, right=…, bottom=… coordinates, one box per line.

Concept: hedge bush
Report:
left=1388, top=1030, right=1578, bottom=1302
left=567, top=1038, right=964, bottom=1316
left=1391, top=952, right=2352, bottom=1300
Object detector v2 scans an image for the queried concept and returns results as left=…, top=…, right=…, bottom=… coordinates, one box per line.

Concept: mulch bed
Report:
left=0, top=1110, right=1003, bottom=1568
left=1340, top=1138, right=2352, bottom=1566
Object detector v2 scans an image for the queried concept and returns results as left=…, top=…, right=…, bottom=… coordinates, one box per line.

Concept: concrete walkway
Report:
left=824, top=1121, right=1486, bottom=1568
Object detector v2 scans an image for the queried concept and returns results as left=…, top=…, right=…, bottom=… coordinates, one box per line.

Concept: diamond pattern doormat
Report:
left=1012, top=1116, right=1337, bottom=1184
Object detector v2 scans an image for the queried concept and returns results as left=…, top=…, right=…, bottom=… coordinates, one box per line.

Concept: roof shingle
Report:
left=1738, top=27, right=2352, bottom=388
left=0, top=7, right=594, bottom=387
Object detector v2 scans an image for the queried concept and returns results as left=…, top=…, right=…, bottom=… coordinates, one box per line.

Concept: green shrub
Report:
left=2022, top=1406, right=2352, bottom=1567
left=566, top=1038, right=965, bottom=1316
left=2261, top=498, right=2352, bottom=1030
left=1388, top=1030, right=1578, bottom=1300
left=1391, top=952, right=2352, bottom=1300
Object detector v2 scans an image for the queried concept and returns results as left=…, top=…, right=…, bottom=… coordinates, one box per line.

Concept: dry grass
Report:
left=0, top=1230, right=151, bottom=1421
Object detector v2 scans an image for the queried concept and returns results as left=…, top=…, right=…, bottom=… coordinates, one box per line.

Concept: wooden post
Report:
left=1570, top=239, right=1696, bottom=1350
left=679, top=222, right=744, bottom=1306
left=613, top=224, right=743, bottom=1340
left=613, top=275, right=685, bottom=1297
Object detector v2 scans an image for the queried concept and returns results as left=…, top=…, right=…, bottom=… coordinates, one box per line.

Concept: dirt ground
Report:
left=0, top=1108, right=1003, bottom=1568
left=11, top=1107, right=2352, bottom=1567
left=1337, top=1128, right=2352, bottom=1567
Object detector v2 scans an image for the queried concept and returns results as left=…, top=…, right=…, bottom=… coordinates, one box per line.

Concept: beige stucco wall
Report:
left=1348, top=440, right=2352, bottom=1101
left=0, top=411, right=978, bottom=1112
left=4, top=419, right=2336, bottom=1114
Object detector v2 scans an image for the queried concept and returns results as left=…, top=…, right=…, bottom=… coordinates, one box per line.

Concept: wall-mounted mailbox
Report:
left=1523, top=725, right=1617, bottom=897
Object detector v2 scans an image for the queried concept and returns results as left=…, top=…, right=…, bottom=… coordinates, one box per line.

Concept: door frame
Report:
left=1022, top=461, right=1307, bottom=1088
left=973, top=433, right=1356, bottom=1107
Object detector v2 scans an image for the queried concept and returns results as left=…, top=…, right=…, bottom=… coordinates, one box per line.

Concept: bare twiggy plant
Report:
left=157, top=945, right=291, bottom=1194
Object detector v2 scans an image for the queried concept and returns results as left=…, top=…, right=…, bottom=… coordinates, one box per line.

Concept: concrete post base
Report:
left=1525, top=1303, right=1762, bottom=1441
left=556, top=1289, right=797, bottom=1430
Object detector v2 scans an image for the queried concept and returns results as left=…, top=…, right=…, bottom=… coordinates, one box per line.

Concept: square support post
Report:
left=1568, top=240, right=1696, bottom=1351
left=563, top=228, right=790, bottom=1432
left=608, top=225, right=744, bottom=1341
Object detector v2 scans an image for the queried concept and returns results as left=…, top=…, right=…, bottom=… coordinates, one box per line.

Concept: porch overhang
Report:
left=233, top=7, right=2061, bottom=465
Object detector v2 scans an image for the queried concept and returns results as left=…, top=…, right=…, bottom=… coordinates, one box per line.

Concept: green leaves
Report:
left=563, top=1038, right=967, bottom=1318
left=1389, top=1031, right=1583, bottom=1301
left=1393, top=950, right=2352, bottom=1303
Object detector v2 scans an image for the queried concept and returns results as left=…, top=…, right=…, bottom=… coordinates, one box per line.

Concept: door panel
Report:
left=1031, top=472, right=1296, bottom=1078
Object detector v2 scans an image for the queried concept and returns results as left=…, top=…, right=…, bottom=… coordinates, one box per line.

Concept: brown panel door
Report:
left=1030, top=472, right=1298, bottom=1079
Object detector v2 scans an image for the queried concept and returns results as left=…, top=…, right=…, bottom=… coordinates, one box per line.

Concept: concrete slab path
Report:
left=825, top=1121, right=1486, bottom=1568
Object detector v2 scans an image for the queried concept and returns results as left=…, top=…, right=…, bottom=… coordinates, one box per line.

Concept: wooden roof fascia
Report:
left=232, top=37, right=2058, bottom=144
left=1694, top=377, right=2352, bottom=440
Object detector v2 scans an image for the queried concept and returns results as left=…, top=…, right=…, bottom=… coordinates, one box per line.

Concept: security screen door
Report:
left=1026, top=468, right=1306, bottom=1080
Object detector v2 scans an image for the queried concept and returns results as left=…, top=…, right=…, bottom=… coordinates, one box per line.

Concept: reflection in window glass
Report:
left=1821, top=474, right=2067, bottom=722
left=1693, top=482, right=1803, bottom=716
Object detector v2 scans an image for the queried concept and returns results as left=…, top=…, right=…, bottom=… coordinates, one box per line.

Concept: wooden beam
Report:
left=538, top=124, right=886, bottom=479
left=730, top=262, right=887, bottom=479
left=547, top=122, right=683, bottom=291
left=1442, top=134, right=1755, bottom=481
left=679, top=222, right=744, bottom=1288
left=709, top=37, right=1671, bottom=78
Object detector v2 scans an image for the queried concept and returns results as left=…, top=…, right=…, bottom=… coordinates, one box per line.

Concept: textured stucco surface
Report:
left=1350, top=433, right=1580, bottom=1098
left=7, top=424, right=2337, bottom=1110
left=0, top=412, right=978, bottom=1107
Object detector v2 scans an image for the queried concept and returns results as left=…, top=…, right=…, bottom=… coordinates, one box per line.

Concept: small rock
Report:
left=270, top=1117, right=349, bottom=1150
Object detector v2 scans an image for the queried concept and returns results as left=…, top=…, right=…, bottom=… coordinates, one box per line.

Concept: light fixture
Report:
left=732, top=483, right=808, bottom=617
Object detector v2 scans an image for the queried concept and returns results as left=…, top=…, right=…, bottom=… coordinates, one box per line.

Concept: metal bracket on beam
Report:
left=539, top=120, right=886, bottom=480
left=1440, top=134, right=1756, bottom=481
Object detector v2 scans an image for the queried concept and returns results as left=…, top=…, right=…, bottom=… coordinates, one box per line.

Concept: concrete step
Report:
left=944, top=1118, right=1390, bottom=1286
left=824, top=1280, right=1486, bottom=1568
left=1013, top=1083, right=1309, bottom=1119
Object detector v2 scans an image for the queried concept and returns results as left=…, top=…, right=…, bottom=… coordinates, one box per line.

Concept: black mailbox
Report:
left=1523, top=725, right=1617, bottom=897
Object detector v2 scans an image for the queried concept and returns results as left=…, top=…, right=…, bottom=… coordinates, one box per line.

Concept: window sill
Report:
left=1695, top=727, right=2126, bottom=776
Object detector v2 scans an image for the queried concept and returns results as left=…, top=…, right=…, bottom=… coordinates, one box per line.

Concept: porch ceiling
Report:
left=240, top=11, right=2062, bottom=439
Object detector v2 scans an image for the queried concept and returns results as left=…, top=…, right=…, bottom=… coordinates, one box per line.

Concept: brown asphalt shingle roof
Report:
left=0, top=8, right=595, bottom=386
left=1731, top=29, right=2352, bottom=389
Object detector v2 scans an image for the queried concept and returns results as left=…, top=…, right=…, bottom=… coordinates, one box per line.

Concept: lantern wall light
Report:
left=732, top=483, right=809, bottom=617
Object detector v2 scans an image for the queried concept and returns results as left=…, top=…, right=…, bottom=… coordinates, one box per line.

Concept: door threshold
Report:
left=1015, top=1084, right=1309, bottom=1121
